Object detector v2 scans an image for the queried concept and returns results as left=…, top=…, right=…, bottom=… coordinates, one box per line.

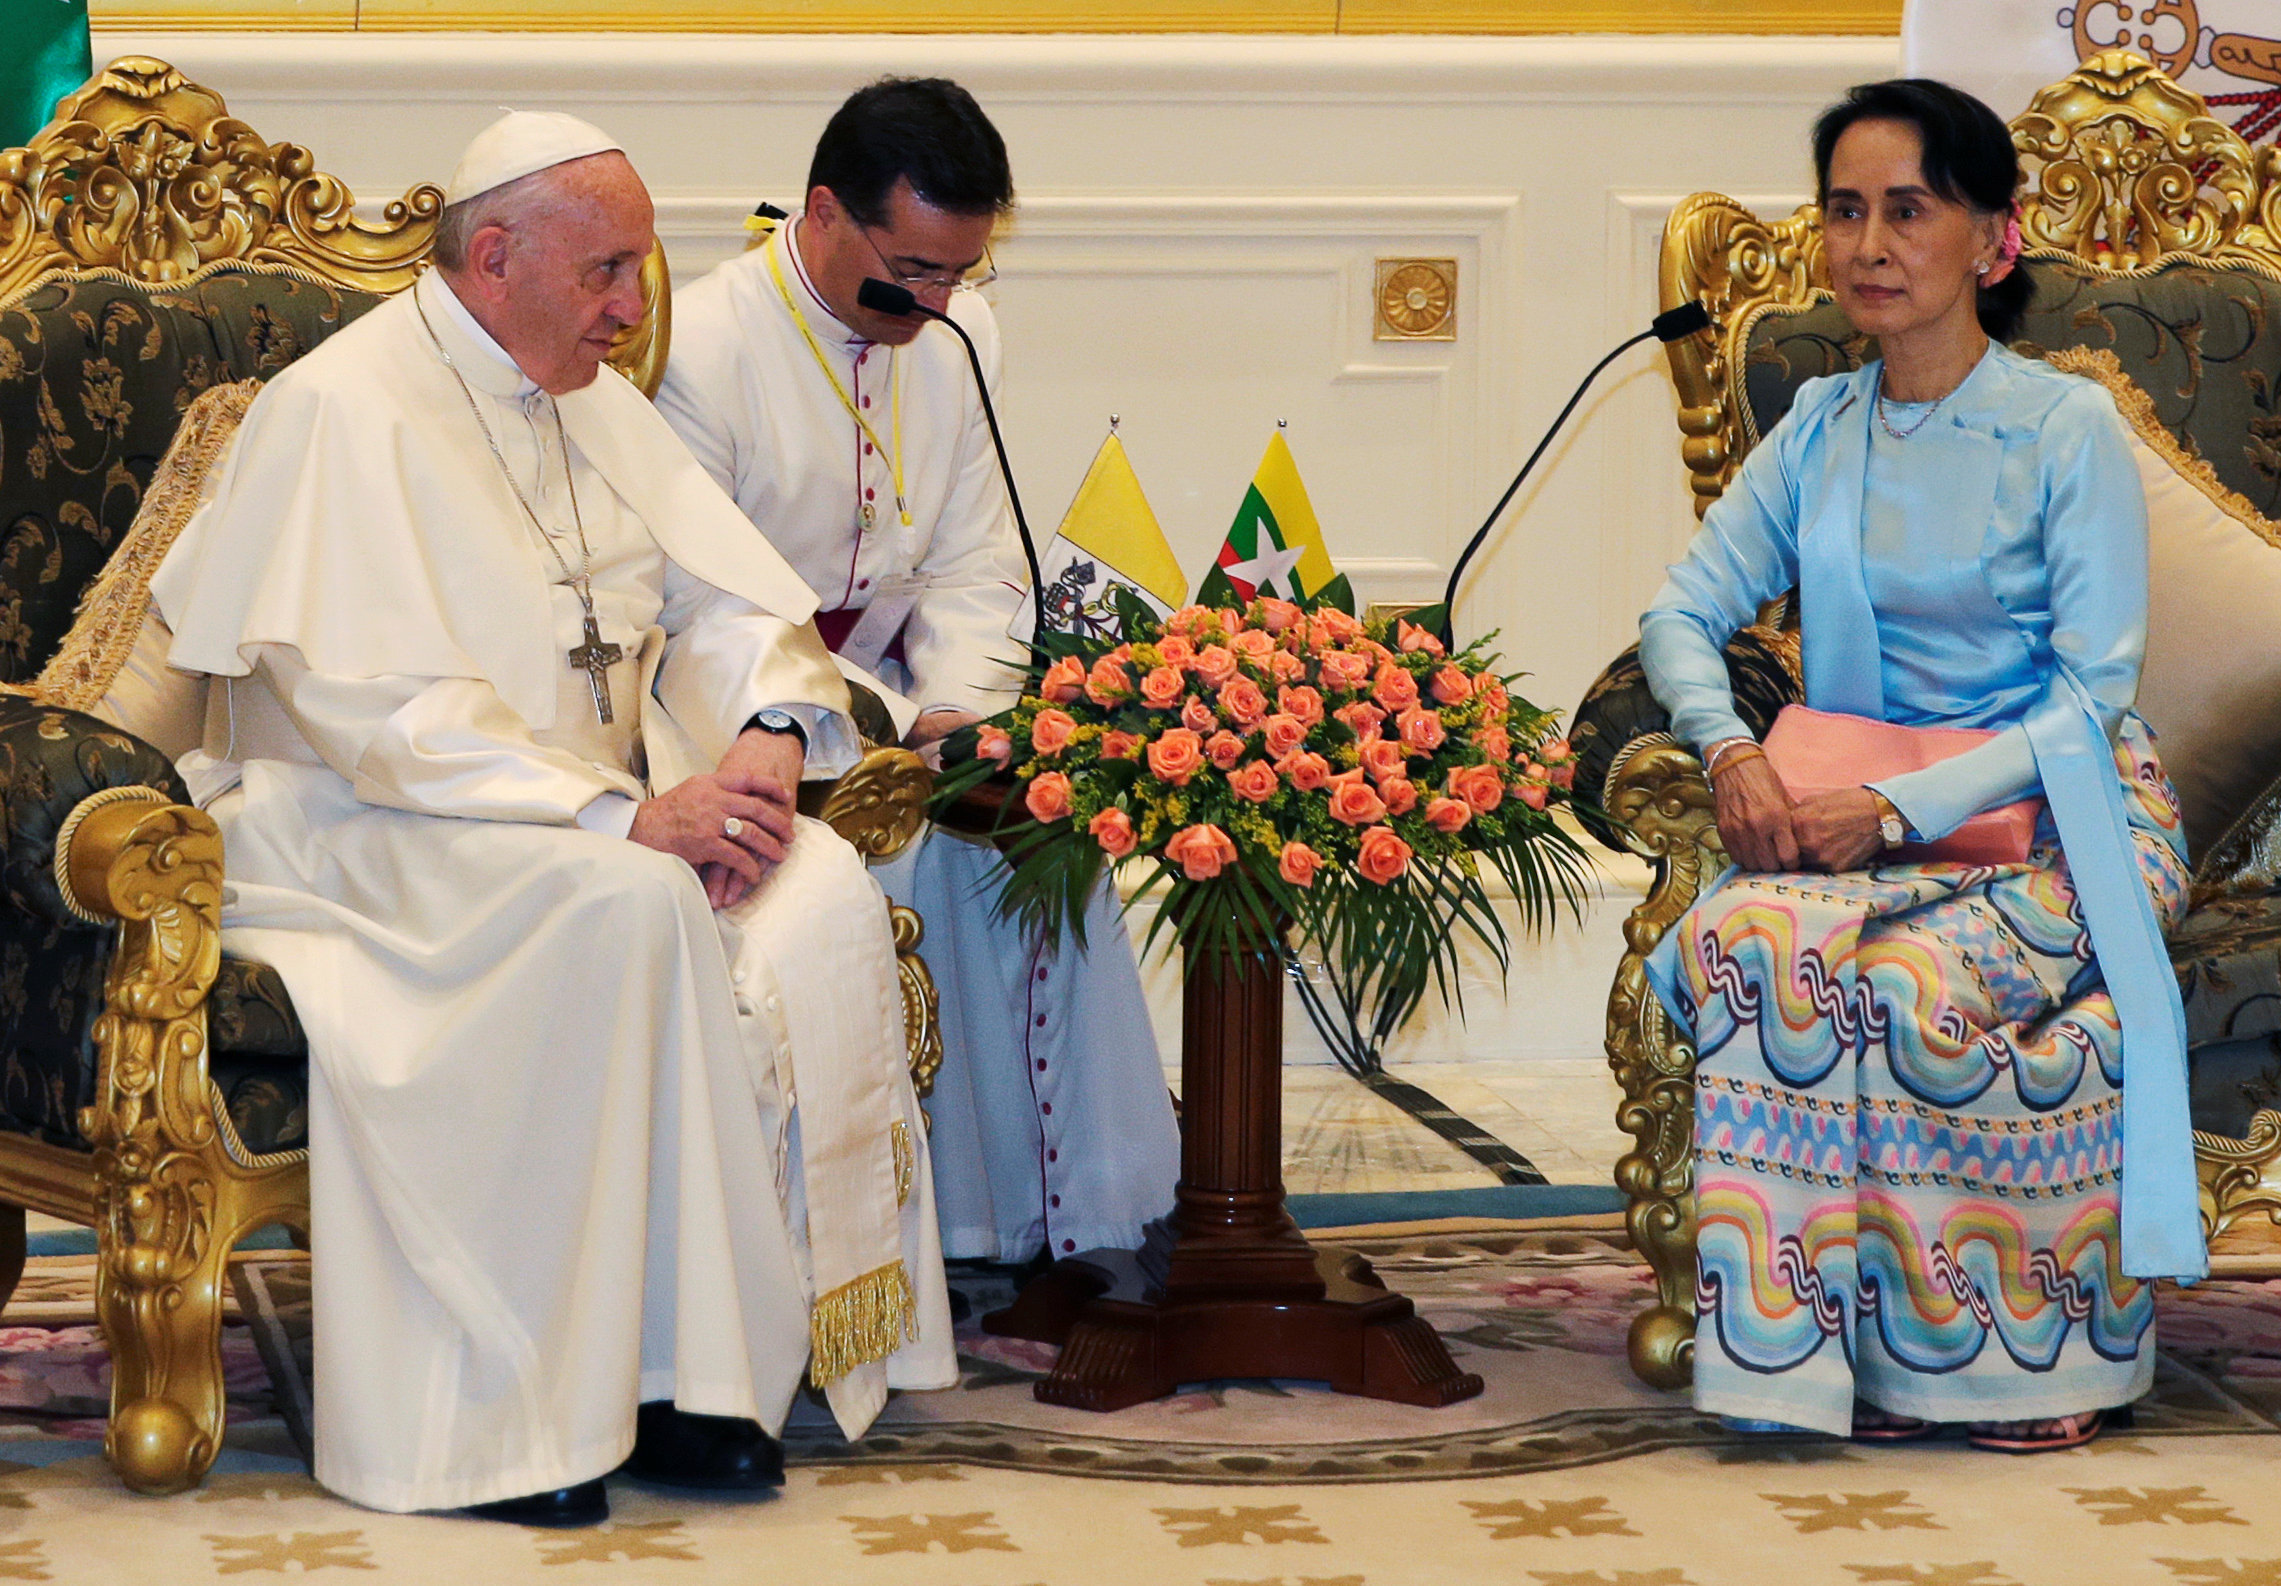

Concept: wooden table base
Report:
left=983, top=926, right=1482, bottom=1413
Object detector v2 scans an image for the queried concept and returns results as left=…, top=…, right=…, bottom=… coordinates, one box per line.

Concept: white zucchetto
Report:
left=444, top=111, right=626, bottom=205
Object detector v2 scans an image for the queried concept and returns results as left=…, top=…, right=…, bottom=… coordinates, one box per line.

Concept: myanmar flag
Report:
left=1013, top=432, right=1188, bottom=643
left=2, top=0, right=90, bottom=150
left=1196, top=431, right=1351, bottom=612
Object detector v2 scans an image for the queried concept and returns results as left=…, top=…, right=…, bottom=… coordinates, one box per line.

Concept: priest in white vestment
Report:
left=148, top=114, right=954, bottom=1524
left=656, top=78, right=1180, bottom=1268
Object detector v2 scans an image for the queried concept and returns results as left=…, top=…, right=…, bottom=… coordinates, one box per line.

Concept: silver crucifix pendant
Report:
left=568, top=613, right=625, bottom=725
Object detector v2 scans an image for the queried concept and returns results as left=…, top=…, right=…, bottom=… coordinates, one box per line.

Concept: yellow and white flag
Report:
left=1902, top=2, right=2281, bottom=143
left=1011, top=432, right=1188, bottom=643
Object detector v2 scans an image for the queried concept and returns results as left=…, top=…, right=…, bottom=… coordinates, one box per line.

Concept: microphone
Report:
left=856, top=276, right=1049, bottom=648
left=1433, top=300, right=1714, bottom=646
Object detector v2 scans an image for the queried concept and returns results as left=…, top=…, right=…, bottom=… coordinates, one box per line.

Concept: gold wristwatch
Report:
left=1870, top=790, right=1907, bottom=849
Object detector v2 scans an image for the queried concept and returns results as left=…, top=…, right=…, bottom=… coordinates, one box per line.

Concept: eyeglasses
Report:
left=855, top=222, right=997, bottom=295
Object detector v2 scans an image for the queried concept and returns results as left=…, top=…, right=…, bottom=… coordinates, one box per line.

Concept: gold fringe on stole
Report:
left=809, top=1260, right=917, bottom=1385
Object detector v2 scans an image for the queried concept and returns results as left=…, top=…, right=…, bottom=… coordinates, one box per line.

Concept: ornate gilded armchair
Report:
left=1575, top=51, right=2281, bottom=1392
left=0, top=57, right=941, bottom=1494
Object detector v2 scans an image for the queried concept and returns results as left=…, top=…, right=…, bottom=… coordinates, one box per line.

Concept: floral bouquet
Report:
left=934, top=589, right=1593, bottom=1055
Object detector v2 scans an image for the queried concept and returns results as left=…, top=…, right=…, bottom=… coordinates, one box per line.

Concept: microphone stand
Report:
left=856, top=276, right=1050, bottom=652
left=1434, top=301, right=1712, bottom=648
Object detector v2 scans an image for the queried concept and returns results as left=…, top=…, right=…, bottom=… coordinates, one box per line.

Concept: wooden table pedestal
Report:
left=982, top=930, right=1484, bottom=1413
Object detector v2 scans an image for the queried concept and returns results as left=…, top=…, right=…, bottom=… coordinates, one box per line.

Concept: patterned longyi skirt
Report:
left=1660, top=717, right=2191, bottom=1434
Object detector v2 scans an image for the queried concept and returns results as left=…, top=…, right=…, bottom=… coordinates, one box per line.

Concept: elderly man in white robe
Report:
left=148, top=112, right=955, bottom=1527
left=656, top=77, right=1179, bottom=1273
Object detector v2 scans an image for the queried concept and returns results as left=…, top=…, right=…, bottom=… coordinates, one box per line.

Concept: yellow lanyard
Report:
left=766, top=223, right=910, bottom=530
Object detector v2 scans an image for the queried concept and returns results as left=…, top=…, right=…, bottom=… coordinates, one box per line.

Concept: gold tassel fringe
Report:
left=809, top=1260, right=917, bottom=1386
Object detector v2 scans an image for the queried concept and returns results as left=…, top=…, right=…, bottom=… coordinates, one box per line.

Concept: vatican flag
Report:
left=1012, top=432, right=1188, bottom=643
left=1196, top=431, right=1352, bottom=612
left=1902, top=2, right=2281, bottom=142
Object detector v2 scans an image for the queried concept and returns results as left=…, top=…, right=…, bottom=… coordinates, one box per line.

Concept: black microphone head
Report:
left=1650, top=301, right=1713, bottom=342
left=857, top=277, right=921, bottom=318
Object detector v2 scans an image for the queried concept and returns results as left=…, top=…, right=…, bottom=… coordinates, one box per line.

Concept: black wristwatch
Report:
left=743, top=707, right=808, bottom=751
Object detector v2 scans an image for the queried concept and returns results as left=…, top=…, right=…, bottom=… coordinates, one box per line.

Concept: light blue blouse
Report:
left=1637, top=341, right=2205, bottom=1282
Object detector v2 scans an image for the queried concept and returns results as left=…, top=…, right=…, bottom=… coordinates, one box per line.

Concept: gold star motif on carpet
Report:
left=534, top=1521, right=700, bottom=1565
left=1843, top=1565, right=2019, bottom=1585
left=1461, top=1497, right=1640, bottom=1540
left=1155, top=1505, right=1331, bottom=1548
left=2065, top=1488, right=2252, bottom=1527
left=204, top=1531, right=378, bottom=1574
left=840, top=1512, right=1020, bottom=1555
left=0, top=1539, right=51, bottom=1582
left=1760, top=1492, right=1941, bottom=1534
left=2155, top=1561, right=2281, bottom=1584
left=815, top=1463, right=968, bottom=1485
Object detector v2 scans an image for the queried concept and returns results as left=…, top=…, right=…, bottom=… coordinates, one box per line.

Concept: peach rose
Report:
left=1086, top=655, right=1135, bottom=705
left=1548, top=760, right=1576, bottom=790
left=1277, top=684, right=1325, bottom=726
left=1357, top=824, right=1413, bottom=885
left=1166, top=605, right=1215, bottom=638
left=1328, top=771, right=1389, bottom=827
left=1449, top=762, right=1506, bottom=814
left=1360, top=737, right=1408, bottom=785
left=1025, top=770, right=1073, bottom=822
left=1334, top=701, right=1387, bottom=740
left=1277, top=750, right=1332, bottom=791
left=977, top=726, right=1013, bottom=765
left=1232, top=628, right=1278, bottom=662
left=1030, top=708, right=1078, bottom=756
left=1317, top=650, right=1372, bottom=693
left=1396, top=619, right=1446, bottom=658
left=1148, top=728, right=1205, bottom=786
left=1089, top=806, right=1136, bottom=858
left=1278, top=840, right=1323, bottom=887
left=1318, top=608, right=1364, bottom=643
left=1267, top=650, right=1307, bottom=684
left=1140, top=666, right=1185, bottom=710
left=1255, top=597, right=1303, bottom=632
left=1182, top=697, right=1219, bottom=734
left=1156, top=634, right=1197, bottom=668
left=1396, top=707, right=1446, bottom=755
left=1219, top=677, right=1270, bottom=728
left=1039, top=655, right=1085, bottom=704
left=1165, top=822, right=1238, bottom=881
left=1229, top=760, right=1280, bottom=804
left=1479, top=679, right=1510, bottom=717
left=1263, top=713, right=1309, bottom=759
left=1476, top=723, right=1512, bottom=765
left=1206, top=730, right=1247, bottom=771
left=1425, top=796, right=1471, bottom=834
left=1372, top=663, right=1420, bottom=712
left=1193, top=645, right=1239, bottom=687
left=1538, top=736, right=1572, bottom=764
left=1514, top=774, right=1550, bottom=811
left=1380, top=776, right=1419, bottom=816
left=1430, top=665, right=1473, bottom=706
left=1101, top=729, right=1145, bottom=761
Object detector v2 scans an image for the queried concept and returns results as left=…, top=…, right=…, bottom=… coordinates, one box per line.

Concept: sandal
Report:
left=1850, top=1404, right=1940, bottom=1443
left=1966, top=1408, right=2108, bottom=1453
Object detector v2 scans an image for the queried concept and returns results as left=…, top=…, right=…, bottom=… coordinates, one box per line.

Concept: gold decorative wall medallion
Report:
left=1374, top=258, right=1457, bottom=341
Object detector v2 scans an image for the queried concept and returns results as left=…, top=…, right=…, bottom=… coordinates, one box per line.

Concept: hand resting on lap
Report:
left=630, top=726, right=804, bottom=910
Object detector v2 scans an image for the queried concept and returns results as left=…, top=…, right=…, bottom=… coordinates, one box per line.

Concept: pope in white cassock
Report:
left=147, top=113, right=955, bottom=1526
left=656, top=77, right=1180, bottom=1267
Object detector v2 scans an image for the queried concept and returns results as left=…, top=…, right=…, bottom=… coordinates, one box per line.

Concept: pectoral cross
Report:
left=569, top=613, right=625, bottom=725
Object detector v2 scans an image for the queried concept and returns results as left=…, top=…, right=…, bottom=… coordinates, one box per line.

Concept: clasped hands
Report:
left=629, top=726, right=806, bottom=911
left=1711, top=752, right=1886, bottom=874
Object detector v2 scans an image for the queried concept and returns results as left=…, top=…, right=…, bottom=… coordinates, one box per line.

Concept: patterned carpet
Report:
left=3, top=1228, right=2281, bottom=1582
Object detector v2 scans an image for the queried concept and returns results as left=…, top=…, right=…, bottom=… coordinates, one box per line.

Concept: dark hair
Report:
left=1811, top=78, right=2030, bottom=342
left=807, top=77, right=1014, bottom=228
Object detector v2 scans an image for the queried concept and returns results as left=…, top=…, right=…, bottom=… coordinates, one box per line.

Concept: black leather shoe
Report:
left=622, top=1401, right=785, bottom=1490
left=462, top=1478, right=609, bottom=1528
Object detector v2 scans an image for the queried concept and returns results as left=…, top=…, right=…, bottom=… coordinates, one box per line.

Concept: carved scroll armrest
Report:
left=1604, top=733, right=1725, bottom=959
left=0, top=696, right=188, bottom=933
left=806, top=747, right=934, bottom=864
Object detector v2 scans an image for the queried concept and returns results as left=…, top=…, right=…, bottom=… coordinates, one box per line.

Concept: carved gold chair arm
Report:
left=1601, top=735, right=1725, bottom=1390
left=890, top=904, right=944, bottom=1108
left=810, top=746, right=934, bottom=863
left=2195, top=1108, right=2281, bottom=1246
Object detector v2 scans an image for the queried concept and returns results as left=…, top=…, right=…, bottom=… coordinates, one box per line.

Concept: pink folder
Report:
left=1759, top=704, right=2043, bottom=867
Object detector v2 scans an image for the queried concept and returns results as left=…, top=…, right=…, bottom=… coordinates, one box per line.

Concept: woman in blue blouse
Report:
left=1640, top=79, right=2202, bottom=1452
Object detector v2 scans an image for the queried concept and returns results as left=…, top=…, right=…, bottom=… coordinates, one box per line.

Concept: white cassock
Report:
left=149, top=271, right=955, bottom=1514
left=656, top=218, right=1180, bottom=1263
